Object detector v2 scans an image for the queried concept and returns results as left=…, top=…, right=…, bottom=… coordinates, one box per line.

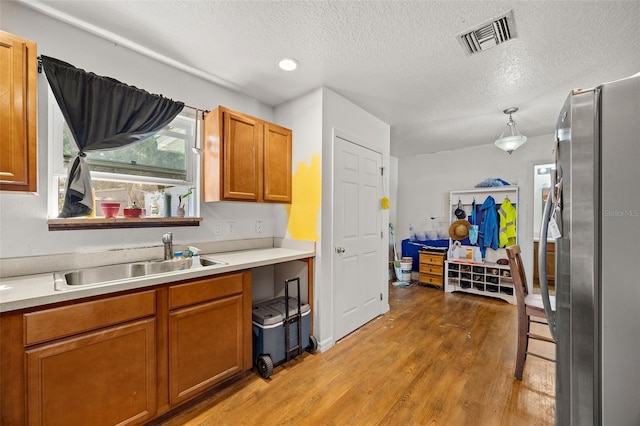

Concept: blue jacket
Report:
left=478, top=196, right=499, bottom=256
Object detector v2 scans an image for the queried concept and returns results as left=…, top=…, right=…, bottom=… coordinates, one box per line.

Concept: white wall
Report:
left=0, top=2, right=279, bottom=259
left=274, top=87, right=324, bottom=341
left=274, top=88, right=324, bottom=239
left=319, top=88, right=391, bottom=349
left=389, top=156, right=399, bottom=266
left=395, top=134, right=555, bottom=286
left=275, top=88, right=391, bottom=351
left=388, top=156, right=399, bottom=232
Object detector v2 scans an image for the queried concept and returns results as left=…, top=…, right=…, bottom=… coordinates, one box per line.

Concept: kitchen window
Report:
left=47, top=90, right=202, bottom=226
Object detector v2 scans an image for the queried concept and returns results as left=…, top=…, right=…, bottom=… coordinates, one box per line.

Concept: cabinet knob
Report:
left=335, top=247, right=345, bottom=254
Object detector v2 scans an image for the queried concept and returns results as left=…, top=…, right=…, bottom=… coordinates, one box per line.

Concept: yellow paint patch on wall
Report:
left=286, top=154, right=321, bottom=241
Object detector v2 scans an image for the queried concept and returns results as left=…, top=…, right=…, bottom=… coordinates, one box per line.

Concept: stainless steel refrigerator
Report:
left=539, top=73, right=640, bottom=425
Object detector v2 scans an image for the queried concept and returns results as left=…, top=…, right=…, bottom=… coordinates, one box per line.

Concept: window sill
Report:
left=48, top=217, right=202, bottom=231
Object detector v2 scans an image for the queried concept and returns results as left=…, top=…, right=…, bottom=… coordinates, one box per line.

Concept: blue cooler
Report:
left=252, top=278, right=316, bottom=378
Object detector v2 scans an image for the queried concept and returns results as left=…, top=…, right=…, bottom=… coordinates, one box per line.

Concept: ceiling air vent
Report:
left=457, top=11, right=517, bottom=56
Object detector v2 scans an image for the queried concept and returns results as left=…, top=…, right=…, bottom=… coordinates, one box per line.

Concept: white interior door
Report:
left=333, top=135, right=382, bottom=341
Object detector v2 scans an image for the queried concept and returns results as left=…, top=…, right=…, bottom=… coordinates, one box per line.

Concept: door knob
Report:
left=336, top=247, right=345, bottom=254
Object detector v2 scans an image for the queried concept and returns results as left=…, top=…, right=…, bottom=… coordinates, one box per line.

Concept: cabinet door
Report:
left=263, top=122, right=292, bottom=202
left=222, top=110, right=260, bottom=200
left=534, top=241, right=556, bottom=285
left=546, top=242, right=555, bottom=284
left=169, top=294, right=244, bottom=405
left=0, top=30, right=37, bottom=192
left=26, top=318, right=156, bottom=426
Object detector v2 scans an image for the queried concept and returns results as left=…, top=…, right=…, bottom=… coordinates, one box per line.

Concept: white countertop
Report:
left=0, top=246, right=314, bottom=313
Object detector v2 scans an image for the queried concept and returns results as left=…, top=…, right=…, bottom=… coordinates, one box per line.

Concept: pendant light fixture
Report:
left=495, top=107, right=527, bottom=154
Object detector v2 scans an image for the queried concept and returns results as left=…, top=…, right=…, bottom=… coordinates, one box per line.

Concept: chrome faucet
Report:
left=162, top=232, right=173, bottom=260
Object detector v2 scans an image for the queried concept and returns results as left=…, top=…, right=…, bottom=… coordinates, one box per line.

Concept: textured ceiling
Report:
left=20, top=0, right=640, bottom=156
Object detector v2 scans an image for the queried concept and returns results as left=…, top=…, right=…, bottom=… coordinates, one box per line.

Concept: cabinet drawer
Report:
left=419, top=263, right=443, bottom=275
left=24, top=291, right=156, bottom=346
left=419, top=273, right=442, bottom=286
left=419, top=253, right=444, bottom=265
left=169, top=272, right=243, bottom=309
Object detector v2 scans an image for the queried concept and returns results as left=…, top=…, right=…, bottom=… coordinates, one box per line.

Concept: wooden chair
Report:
left=506, top=245, right=556, bottom=380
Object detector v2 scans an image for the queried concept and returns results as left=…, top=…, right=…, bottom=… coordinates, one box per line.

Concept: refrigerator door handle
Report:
left=539, top=192, right=557, bottom=340
left=550, top=168, right=558, bottom=203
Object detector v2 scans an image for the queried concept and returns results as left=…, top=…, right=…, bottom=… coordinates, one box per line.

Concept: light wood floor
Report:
left=151, top=284, right=555, bottom=425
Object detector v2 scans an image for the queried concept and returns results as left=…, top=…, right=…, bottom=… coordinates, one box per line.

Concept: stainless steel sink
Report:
left=54, top=257, right=226, bottom=290
left=199, top=258, right=221, bottom=267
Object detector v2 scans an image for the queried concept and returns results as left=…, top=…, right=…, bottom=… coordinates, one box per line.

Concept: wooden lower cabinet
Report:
left=26, top=319, right=156, bottom=426
left=169, top=295, right=244, bottom=404
left=0, top=271, right=253, bottom=425
left=167, top=272, right=251, bottom=406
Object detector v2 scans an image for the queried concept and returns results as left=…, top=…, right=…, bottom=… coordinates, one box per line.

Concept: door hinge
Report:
left=381, top=231, right=383, bottom=238
left=380, top=293, right=383, bottom=301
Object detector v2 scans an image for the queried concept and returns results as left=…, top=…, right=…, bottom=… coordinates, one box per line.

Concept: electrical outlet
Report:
left=226, top=221, right=235, bottom=235
left=255, top=220, right=263, bottom=234
left=213, top=222, right=222, bottom=236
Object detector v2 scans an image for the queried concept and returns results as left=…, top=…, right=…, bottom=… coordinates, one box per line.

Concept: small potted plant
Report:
left=177, top=187, right=193, bottom=217
left=124, top=187, right=143, bottom=217
left=123, top=201, right=143, bottom=218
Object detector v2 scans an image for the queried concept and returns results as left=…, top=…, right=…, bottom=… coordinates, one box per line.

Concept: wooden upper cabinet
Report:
left=0, top=31, right=37, bottom=192
left=203, top=106, right=292, bottom=203
left=264, top=122, right=292, bottom=202
left=222, top=110, right=260, bottom=200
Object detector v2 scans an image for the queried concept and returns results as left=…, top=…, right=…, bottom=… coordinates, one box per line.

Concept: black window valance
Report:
left=41, top=55, right=185, bottom=218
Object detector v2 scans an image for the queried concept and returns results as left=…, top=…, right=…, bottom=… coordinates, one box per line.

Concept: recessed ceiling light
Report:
left=278, top=58, right=299, bottom=71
